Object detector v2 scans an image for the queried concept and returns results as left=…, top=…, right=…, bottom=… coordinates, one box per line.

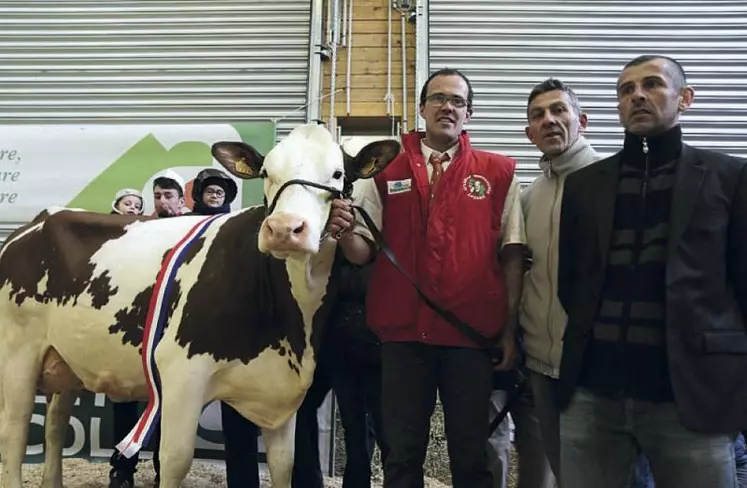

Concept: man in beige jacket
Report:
left=520, top=78, right=601, bottom=482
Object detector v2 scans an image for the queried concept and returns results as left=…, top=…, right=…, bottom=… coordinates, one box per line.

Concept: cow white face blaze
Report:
left=211, top=123, right=401, bottom=260
left=258, top=125, right=345, bottom=257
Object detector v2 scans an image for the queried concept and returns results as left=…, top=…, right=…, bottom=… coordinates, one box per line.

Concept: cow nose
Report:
left=265, top=214, right=309, bottom=246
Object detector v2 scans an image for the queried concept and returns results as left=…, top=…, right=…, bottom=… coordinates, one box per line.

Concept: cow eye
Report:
left=259, top=168, right=268, bottom=178
left=332, top=170, right=343, bottom=179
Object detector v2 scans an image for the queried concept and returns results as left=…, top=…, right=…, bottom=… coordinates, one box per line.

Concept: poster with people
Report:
left=0, top=122, right=275, bottom=226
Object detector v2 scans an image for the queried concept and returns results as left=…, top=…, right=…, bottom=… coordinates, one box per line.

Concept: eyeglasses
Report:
left=204, top=188, right=225, bottom=198
left=425, top=93, right=468, bottom=109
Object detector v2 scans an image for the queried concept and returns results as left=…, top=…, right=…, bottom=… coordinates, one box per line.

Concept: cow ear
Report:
left=211, top=142, right=265, bottom=180
left=344, top=140, right=401, bottom=181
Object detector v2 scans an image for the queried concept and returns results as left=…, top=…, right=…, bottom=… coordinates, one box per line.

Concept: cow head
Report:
left=212, top=124, right=399, bottom=258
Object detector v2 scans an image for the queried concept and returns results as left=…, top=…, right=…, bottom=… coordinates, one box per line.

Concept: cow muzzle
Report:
left=259, top=177, right=351, bottom=256
left=260, top=213, right=312, bottom=254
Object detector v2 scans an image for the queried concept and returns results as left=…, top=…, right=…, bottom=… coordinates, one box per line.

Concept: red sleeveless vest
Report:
left=366, top=131, right=516, bottom=348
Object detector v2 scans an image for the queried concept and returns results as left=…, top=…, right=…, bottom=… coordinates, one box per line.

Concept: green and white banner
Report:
left=0, top=122, right=275, bottom=222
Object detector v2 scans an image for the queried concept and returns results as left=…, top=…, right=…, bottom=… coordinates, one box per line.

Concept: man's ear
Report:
left=344, top=139, right=401, bottom=181
left=524, top=126, right=534, bottom=144
left=578, top=112, right=589, bottom=132
left=211, top=142, right=265, bottom=179
left=678, top=86, right=695, bottom=113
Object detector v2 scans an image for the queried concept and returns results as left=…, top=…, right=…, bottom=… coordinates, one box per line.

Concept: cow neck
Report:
left=283, top=238, right=337, bottom=366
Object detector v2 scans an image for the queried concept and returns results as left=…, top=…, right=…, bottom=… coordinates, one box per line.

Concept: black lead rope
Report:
left=488, top=369, right=527, bottom=435
left=352, top=204, right=504, bottom=362
left=264, top=176, right=503, bottom=362
left=353, top=204, right=526, bottom=436
left=262, top=176, right=523, bottom=434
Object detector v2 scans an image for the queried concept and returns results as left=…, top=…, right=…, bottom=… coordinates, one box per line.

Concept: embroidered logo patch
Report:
left=463, top=174, right=491, bottom=200
left=387, top=178, right=412, bottom=194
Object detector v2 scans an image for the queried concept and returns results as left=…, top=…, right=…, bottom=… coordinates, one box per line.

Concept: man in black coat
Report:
left=557, top=54, right=747, bottom=488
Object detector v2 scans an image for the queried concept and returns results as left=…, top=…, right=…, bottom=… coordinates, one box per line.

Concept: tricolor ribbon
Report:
left=116, top=214, right=221, bottom=458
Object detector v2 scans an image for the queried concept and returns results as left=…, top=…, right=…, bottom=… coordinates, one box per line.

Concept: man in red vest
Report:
left=327, top=68, right=526, bottom=488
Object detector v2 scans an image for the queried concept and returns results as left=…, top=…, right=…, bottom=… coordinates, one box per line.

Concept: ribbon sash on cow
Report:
left=116, top=214, right=222, bottom=459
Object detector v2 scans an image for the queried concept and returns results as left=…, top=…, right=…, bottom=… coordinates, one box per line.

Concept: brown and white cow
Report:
left=0, top=123, right=399, bottom=488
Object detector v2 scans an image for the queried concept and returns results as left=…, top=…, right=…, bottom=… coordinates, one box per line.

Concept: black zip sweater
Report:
left=578, top=125, right=682, bottom=402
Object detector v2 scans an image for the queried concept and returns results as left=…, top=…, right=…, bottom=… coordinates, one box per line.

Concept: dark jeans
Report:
left=737, top=432, right=747, bottom=488
left=561, top=388, right=736, bottom=488
left=221, top=402, right=260, bottom=488
left=528, top=370, right=652, bottom=488
left=109, top=401, right=160, bottom=477
left=331, top=335, right=388, bottom=488
left=631, top=431, right=747, bottom=488
left=381, top=342, right=494, bottom=488
left=630, top=452, right=656, bottom=488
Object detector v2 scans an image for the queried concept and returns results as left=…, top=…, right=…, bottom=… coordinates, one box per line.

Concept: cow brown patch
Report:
left=287, top=358, right=300, bottom=375
left=110, top=285, right=152, bottom=349
left=167, top=279, right=183, bottom=321
left=89, top=271, right=118, bottom=309
left=174, top=208, right=341, bottom=366
left=0, top=211, right=130, bottom=308
left=108, top=280, right=183, bottom=351
left=182, top=237, right=205, bottom=265
left=106, top=228, right=199, bottom=349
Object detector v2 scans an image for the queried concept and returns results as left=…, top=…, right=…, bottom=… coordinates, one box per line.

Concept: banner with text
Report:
left=26, top=391, right=336, bottom=473
left=0, top=122, right=275, bottom=223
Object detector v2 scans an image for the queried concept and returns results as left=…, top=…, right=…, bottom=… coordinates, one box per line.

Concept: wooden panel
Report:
left=325, top=47, right=416, bottom=66
left=325, top=58, right=410, bottom=76
left=325, top=74, right=415, bottom=89
left=324, top=87, right=416, bottom=103
left=350, top=0, right=401, bottom=7
left=355, top=5, right=404, bottom=21
left=321, top=0, right=417, bottom=123
left=344, top=33, right=410, bottom=48
left=332, top=101, right=412, bottom=117
left=345, top=19, right=412, bottom=35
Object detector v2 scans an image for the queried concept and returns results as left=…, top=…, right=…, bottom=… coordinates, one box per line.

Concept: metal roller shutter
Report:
left=0, top=0, right=314, bottom=245
left=425, top=0, right=747, bottom=184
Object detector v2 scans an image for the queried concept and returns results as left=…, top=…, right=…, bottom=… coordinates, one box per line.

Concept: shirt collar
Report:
left=421, top=140, right=459, bottom=163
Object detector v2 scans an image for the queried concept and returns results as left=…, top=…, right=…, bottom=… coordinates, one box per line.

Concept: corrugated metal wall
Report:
left=0, top=0, right=313, bottom=246
left=427, top=0, right=747, bottom=184
left=0, top=1, right=312, bottom=134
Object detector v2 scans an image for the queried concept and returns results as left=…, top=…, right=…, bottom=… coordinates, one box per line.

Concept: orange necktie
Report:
left=429, top=152, right=450, bottom=200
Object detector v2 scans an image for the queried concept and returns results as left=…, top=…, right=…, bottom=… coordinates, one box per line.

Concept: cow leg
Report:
left=157, top=376, right=208, bottom=488
left=40, top=390, right=78, bottom=488
left=262, top=413, right=297, bottom=488
left=0, top=347, right=42, bottom=488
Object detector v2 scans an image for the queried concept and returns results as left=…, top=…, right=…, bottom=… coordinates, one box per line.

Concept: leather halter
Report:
left=262, top=176, right=354, bottom=242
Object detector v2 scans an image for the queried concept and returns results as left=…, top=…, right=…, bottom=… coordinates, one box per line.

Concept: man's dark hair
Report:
left=419, top=67, right=474, bottom=109
left=622, top=55, right=687, bottom=91
left=527, top=78, right=581, bottom=116
left=153, top=177, right=184, bottom=198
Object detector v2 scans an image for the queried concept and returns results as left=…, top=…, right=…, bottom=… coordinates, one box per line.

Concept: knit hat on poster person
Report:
left=111, top=188, right=145, bottom=215
left=191, top=168, right=238, bottom=206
